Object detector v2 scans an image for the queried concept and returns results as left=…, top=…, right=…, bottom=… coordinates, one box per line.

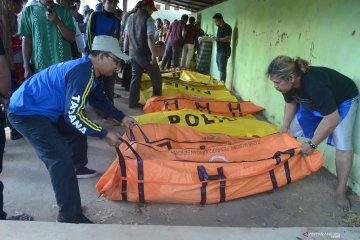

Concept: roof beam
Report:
left=158, top=0, right=207, bottom=9
left=156, top=1, right=201, bottom=12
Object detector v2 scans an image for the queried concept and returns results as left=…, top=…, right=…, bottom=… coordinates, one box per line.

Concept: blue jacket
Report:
left=8, top=57, right=125, bottom=138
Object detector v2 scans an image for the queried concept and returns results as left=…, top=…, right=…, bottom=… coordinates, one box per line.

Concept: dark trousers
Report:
left=54, top=117, right=88, bottom=169
left=161, top=45, right=181, bottom=69
left=0, top=112, right=6, bottom=220
left=7, top=113, right=83, bottom=220
left=100, top=74, right=116, bottom=104
left=129, top=56, right=162, bottom=108
left=216, top=50, right=231, bottom=82
left=122, top=62, right=132, bottom=91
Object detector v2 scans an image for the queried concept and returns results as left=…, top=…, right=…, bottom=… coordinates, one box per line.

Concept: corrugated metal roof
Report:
left=155, top=0, right=226, bottom=13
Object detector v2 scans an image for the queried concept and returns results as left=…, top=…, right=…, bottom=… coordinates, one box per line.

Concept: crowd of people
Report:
left=0, top=0, right=358, bottom=225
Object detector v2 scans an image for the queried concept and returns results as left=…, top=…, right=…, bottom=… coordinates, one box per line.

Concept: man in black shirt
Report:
left=213, top=13, right=232, bottom=82
left=267, top=55, right=359, bottom=212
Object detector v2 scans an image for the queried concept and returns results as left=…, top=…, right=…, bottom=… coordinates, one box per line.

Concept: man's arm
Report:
left=164, top=23, right=172, bottom=43
left=280, top=100, right=297, bottom=133
left=0, top=55, right=11, bottom=98
left=89, top=84, right=125, bottom=122
left=0, top=51, right=11, bottom=111
left=216, top=25, right=232, bottom=43
left=147, top=34, right=157, bottom=65
left=216, top=35, right=231, bottom=43
left=146, top=17, right=157, bottom=64
left=182, top=24, right=187, bottom=39
left=47, top=10, right=75, bottom=43
left=22, top=36, right=33, bottom=78
left=124, top=32, right=129, bottom=54
left=312, top=110, right=340, bottom=146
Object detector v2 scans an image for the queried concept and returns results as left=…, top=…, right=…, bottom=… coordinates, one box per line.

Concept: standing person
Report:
left=120, top=0, right=142, bottom=49
left=72, top=0, right=85, bottom=33
left=115, top=7, right=123, bottom=21
left=124, top=0, right=161, bottom=108
left=195, top=21, right=205, bottom=37
left=86, top=0, right=121, bottom=104
left=8, top=0, right=25, bottom=140
left=161, top=19, right=170, bottom=42
left=19, top=0, right=75, bottom=76
left=7, top=36, right=137, bottom=223
left=160, top=14, right=188, bottom=70
left=160, top=19, right=171, bottom=69
left=56, top=0, right=83, bottom=59
left=120, top=1, right=142, bottom=92
left=9, top=0, right=25, bottom=86
left=82, top=5, right=93, bottom=29
left=266, top=56, right=359, bottom=212
left=180, top=16, right=198, bottom=69
left=0, top=37, right=32, bottom=222
left=213, top=13, right=232, bottom=82
left=94, top=1, right=103, bottom=12
left=154, top=18, right=163, bottom=42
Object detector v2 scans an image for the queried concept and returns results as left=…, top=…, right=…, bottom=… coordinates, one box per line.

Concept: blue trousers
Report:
left=7, top=113, right=84, bottom=220
left=216, top=50, right=231, bottom=82
left=161, top=45, right=182, bottom=69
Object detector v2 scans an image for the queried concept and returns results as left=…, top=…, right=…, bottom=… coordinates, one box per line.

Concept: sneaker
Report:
left=57, top=213, right=93, bottom=224
left=75, top=167, right=98, bottom=179
left=10, top=130, right=23, bottom=140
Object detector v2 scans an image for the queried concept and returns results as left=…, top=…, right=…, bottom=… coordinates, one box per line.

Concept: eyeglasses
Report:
left=107, top=54, right=122, bottom=70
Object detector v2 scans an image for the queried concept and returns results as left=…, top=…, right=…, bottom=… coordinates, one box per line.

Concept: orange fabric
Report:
left=96, top=124, right=323, bottom=204
left=143, top=94, right=264, bottom=116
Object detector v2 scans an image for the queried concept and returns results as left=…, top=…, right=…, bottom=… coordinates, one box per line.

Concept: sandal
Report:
left=6, top=212, right=33, bottom=221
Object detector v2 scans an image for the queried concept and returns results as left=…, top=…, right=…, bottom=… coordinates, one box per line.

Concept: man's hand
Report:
left=105, top=131, right=123, bottom=147
left=150, top=55, right=157, bottom=65
left=46, top=9, right=61, bottom=25
left=279, top=126, right=289, bottom=134
left=24, top=66, right=33, bottom=79
left=0, top=98, right=9, bottom=112
left=122, top=116, right=138, bottom=128
left=300, top=142, right=315, bottom=156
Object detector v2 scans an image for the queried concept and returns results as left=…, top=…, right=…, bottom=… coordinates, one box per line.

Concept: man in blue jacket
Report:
left=86, top=0, right=121, bottom=104
left=7, top=35, right=135, bottom=223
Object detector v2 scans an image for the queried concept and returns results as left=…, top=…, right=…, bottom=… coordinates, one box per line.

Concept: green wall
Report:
left=200, top=0, right=360, bottom=194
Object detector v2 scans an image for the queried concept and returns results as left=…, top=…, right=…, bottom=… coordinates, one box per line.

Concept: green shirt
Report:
left=19, top=3, right=75, bottom=72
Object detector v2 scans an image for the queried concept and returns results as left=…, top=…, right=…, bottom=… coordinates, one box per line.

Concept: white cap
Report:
left=91, top=35, right=130, bottom=61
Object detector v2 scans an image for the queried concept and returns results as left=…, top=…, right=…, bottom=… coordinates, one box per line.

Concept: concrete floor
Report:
left=1, top=85, right=360, bottom=228
left=1, top=221, right=360, bottom=240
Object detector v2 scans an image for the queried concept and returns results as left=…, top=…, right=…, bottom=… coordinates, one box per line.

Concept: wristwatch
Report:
left=307, top=140, right=317, bottom=149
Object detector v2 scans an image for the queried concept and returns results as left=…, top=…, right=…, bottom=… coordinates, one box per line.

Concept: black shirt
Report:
left=216, top=23, right=232, bottom=53
left=0, top=38, right=4, bottom=55
left=283, top=66, right=359, bottom=115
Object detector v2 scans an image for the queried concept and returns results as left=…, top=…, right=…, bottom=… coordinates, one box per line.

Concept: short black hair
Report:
left=181, top=14, right=189, bottom=21
left=213, top=13, right=223, bottom=20
left=189, top=16, right=196, bottom=23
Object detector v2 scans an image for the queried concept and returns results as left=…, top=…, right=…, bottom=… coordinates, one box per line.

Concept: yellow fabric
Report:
left=139, top=79, right=236, bottom=105
left=134, top=109, right=278, bottom=137
left=179, top=70, right=214, bottom=84
left=141, top=72, right=176, bottom=81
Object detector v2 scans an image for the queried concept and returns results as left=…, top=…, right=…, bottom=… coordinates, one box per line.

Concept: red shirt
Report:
left=165, top=20, right=186, bottom=47
left=183, top=24, right=199, bottom=45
